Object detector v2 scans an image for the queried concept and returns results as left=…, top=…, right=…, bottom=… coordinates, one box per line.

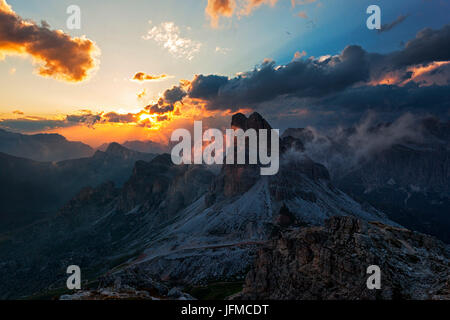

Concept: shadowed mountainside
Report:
left=0, top=143, right=156, bottom=232
left=0, top=129, right=94, bottom=162
left=283, top=117, right=450, bottom=242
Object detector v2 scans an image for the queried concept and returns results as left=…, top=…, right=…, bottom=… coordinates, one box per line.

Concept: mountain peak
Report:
left=103, top=142, right=137, bottom=158
left=231, top=112, right=272, bottom=131
left=106, top=142, right=125, bottom=152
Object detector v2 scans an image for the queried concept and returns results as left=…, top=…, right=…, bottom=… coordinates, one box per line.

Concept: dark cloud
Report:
left=168, top=24, right=449, bottom=126
left=397, top=25, right=450, bottom=65
left=66, top=113, right=101, bottom=126
left=314, top=83, right=450, bottom=118
left=102, top=112, right=138, bottom=123
left=0, top=118, right=68, bottom=132
left=378, top=14, right=408, bottom=33
left=0, top=111, right=105, bottom=133
left=145, top=102, right=174, bottom=114
left=163, top=85, right=187, bottom=104
left=189, top=74, right=229, bottom=101
left=371, top=24, right=450, bottom=78
left=40, top=20, right=50, bottom=29
left=0, top=0, right=99, bottom=82
left=187, top=45, right=370, bottom=110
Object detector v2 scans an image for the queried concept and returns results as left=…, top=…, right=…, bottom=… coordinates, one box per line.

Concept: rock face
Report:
left=337, top=142, right=450, bottom=242
left=237, top=216, right=449, bottom=300
left=118, top=153, right=215, bottom=216
left=208, top=112, right=274, bottom=200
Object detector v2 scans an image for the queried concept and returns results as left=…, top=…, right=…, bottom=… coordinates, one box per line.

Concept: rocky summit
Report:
left=235, top=216, right=450, bottom=300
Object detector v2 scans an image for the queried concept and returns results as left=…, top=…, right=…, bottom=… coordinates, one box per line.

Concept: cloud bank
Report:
left=2, top=24, right=449, bottom=142
left=154, top=24, right=450, bottom=126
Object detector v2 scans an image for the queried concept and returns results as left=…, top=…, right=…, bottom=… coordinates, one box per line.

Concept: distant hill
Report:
left=97, top=140, right=168, bottom=154
left=0, top=142, right=156, bottom=232
left=0, top=129, right=94, bottom=162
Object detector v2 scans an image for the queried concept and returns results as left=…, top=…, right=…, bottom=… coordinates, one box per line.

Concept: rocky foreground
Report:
left=234, top=216, right=450, bottom=300
left=61, top=216, right=449, bottom=300
left=60, top=269, right=195, bottom=300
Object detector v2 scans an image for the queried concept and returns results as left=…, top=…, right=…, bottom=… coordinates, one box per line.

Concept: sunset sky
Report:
left=0, top=0, right=449, bottom=147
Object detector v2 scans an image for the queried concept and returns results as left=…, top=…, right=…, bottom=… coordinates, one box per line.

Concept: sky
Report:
left=0, top=0, right=449, bottom=147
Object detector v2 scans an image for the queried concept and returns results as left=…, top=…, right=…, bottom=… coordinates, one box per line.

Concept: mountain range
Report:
left=0, top=142, right=156, bottom=233
left=97, top=140, right=168, bottom=154
left=0, top=129, right=94, bottom=162
left=0, top=113, right=448, bottom=300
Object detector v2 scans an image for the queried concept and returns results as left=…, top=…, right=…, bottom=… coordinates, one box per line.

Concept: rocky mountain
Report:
left=2, top=112, right=447, bottom=301
left=0, top=129, right=94, bottom=162
left=236, top=216, right=449, bottom=300
left=0, top=112, right=399, bottom=299
left=283, top=117, right=450, bottom=243
left=0, top=143, right=156, bottom=233
left=0, top=154, right=214, bottom=299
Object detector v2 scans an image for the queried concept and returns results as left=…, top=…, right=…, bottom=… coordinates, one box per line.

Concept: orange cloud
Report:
left=369, top=61, right=450, bottom=87
left=404, top=61, right=450, bottom=86
left=241, top=0, right=278, bottom=15
left=205, top=0, right=278, bottom=27
left=293, top=50, right=307, bottom=60
left=206, top=0, right=235, bottom=27
left=131, top=72, right=170, bottom=82
left=0, top=0, right=99, bottom=82
left=297, top=11, right=308, bottom=19
left=137, top=89, right=147, bottom=100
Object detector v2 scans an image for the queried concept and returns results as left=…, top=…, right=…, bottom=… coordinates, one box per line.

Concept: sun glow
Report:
left=138, top=112, right=163, bottom=130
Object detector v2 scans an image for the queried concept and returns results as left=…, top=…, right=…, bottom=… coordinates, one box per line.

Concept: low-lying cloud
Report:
left=294, top=113, right=432, bottom=179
